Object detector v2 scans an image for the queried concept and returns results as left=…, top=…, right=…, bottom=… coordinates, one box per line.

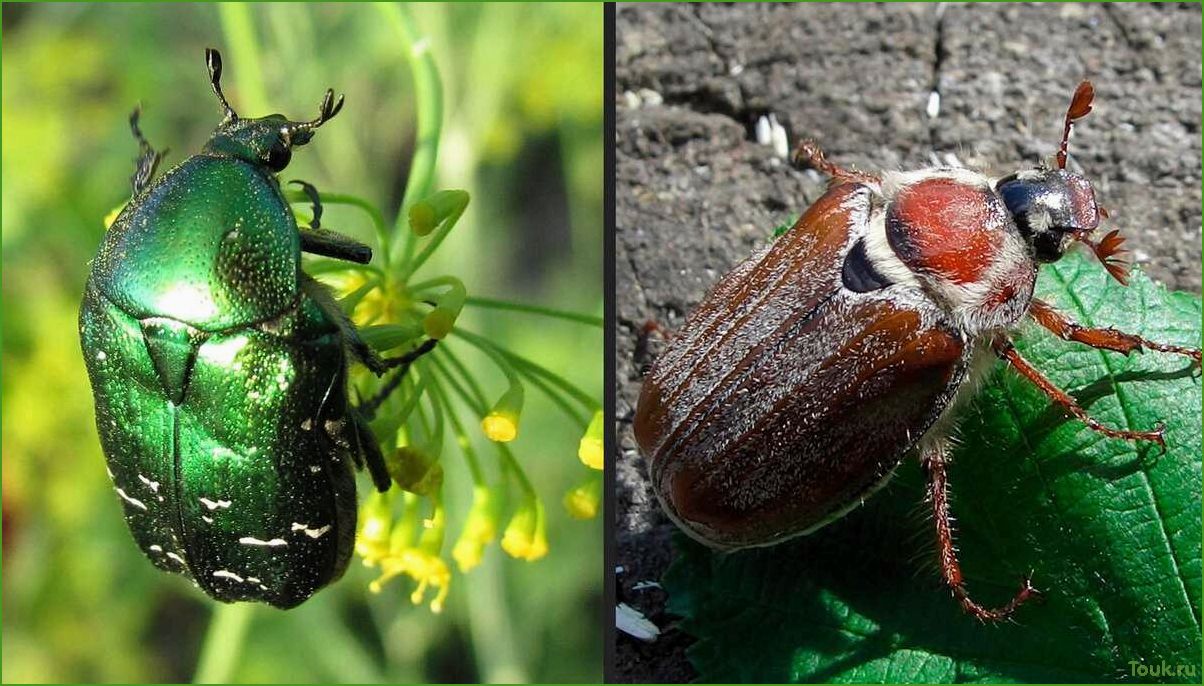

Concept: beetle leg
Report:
left=358, top=342, right=439, bottom=419
left=378, top=338, right=438, bottom=371
left=290, top=179, right=325, bottom=230
left=792, top=139, right=878, bottom=184
left=353, top=341, right=438, bottom=492
left=289, top=180, right=374, bottom=264
left=351, top=410, right=392, bottom=492
left=129, top=106, right=165, bottom=196
left=993, top=337, right=1167, bottom=447
left=1029, top=298, right=1201, bottom=365
left=922, top=442, right=1041, bottom=622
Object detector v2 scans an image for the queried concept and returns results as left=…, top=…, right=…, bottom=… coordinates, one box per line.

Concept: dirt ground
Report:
left=613, top=3, right=1202, bottom=682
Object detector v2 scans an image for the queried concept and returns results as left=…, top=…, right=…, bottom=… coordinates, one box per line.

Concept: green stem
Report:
left=463, top=296, right=603, bottom=328
left=512, top=364, right=587, bottom=428
left=430, top=346, right=534, bottom=498
left=440, top=345, right=491, bottom=410
left=217, top=4, right=270, bottom=115
left=425, top=360, right=485, bottom=485
left=379, top=3, right=443, bottom=269
left=193, top=603, right=253, bottom=683
left=454, top=328, right=599, bottom=412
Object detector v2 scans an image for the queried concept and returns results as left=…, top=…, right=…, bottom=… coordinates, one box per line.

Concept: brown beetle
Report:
left=634, top=82, right=1201, bottom=621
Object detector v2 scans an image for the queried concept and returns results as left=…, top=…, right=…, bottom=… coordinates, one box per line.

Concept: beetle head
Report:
left=995, top=81, right=1130, bottom=283
left=996, top=168, right=1099, bottom=262
left=200, top=48, right=344, bottom=173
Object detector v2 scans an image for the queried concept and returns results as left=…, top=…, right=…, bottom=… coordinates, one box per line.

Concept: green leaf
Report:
left=664, top=250, right=1202, bottom=683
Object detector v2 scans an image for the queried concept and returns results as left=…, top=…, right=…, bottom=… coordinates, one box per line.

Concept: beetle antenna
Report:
left=1056, top=80, right=1094, bottom=170
left=1077, top=228, right=1131, bottom=285
left=205, top=48, right=238, bottom=124
left=287, top=88, right=345, bottom=137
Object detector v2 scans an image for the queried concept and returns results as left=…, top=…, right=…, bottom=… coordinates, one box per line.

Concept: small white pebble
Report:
left=755, top=115, right=772, bottom=146
left=769, top=114, right=789, bottom=159
left=637, top=88, right=663, bottom=107
left=926, top=91, right=941, bottom=119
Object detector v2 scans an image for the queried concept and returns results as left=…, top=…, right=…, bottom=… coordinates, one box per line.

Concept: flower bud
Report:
left=408, top=189, right=470, bottom=237
left=577, top=410, right=604, bottom=470
left=482, top=382, right=524, bottom=443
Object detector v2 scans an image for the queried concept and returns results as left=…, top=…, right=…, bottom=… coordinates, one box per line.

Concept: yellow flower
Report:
left=422, top=278, right=465, bottom=340
left=452, top=486, right=499, bottom=572
left=365, top=495, right=450, bottom=613
left=482, top=383, right=524, bottom=442
left=501, top=497, right=548, bottom=561
left=577, top=410, right=604, bottom=470
left=368, top=547, right=451, bottom=614
left=563, top=474, right=601, bottom=520
left=355, top=490, right=396, bottom=563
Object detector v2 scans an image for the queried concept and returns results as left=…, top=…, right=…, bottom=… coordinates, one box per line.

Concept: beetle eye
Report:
left=264, top=142, right=292, bottom=171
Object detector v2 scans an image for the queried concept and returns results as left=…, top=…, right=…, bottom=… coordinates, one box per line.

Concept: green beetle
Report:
left=79, top=49, right=430, bottom=609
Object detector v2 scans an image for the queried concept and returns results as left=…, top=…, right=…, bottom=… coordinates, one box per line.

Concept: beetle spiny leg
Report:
left=792, top=139, right=878, bottom=184
left=1029, top=299, right=1201, bottom=365
left=204, top=48, right=238, bottom=123
left=994, top=337, right=1168, bottom=449
left=923, top=442, right=1041, bottom=622
left=358, top=339, right=438, bottom=420
left=379, top=338, right=438, bottom=371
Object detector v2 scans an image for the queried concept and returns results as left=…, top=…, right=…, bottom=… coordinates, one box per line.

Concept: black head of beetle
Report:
left=996, top=168, right=1100, bottom=263
left=200, top=48, right=344, bottom=172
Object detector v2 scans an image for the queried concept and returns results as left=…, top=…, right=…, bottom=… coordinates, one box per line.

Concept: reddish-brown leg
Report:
left=993, top=337, right=1167, bottom=448
left=792, top=139, right=879, bottom=184
left=922, top=443, right=1040, bottom=622
left=641, top=319, right=674, bottom=342
left=1030, top=299, right=1201, bottom=364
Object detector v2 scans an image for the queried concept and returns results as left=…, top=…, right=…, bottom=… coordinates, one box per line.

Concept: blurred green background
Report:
left=2, top=3, right=603, bottom=683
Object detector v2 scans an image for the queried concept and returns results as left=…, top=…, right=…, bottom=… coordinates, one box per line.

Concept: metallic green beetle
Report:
left=79, top=49, right=430, bottom=609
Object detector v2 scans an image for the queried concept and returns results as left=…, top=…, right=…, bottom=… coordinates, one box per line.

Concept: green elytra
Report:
left=79, top=48, right=432, bottom=609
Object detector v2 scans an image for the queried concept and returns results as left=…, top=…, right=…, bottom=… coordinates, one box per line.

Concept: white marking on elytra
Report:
left=149, top=544, right=163, bottom=553
left=96, top=350, right=107, bottom=361
left=202, top=516, right=214, bottom=524
left=213, top=570, right=244, bottom=582
left=301, top=418, right=314, bottom=431
left=105, top=466, right=114, bottom=479
left=115, top=487, right=148, bottom=511
left=167, top=552, right=186, bottom=564
left=239, top=537, right=288, bottom=547
left=309, top=465, right=322, bottom=473
left=137, top=474, right=161, bottom=493
left=291, top=522, right=332, bottom=539
left=247, top=577, right=261, bottom=584
left=199, top=497, right=232, bottom=511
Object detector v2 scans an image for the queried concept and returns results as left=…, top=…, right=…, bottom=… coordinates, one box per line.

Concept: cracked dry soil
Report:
left=613, top=4, right=1202, bottom=682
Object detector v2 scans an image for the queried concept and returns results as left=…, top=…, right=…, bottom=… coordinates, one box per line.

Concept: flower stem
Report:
left=426, top=358, right=484, bottom=484
left=463, top=296, right=603, bottom=327
left=193, top=602, right=253, bottom=683
left=379, top=3, right=443, bottom=269
left=453, top=328, right=599, bottom=412
left=218, top=4, right=270, bottom=115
